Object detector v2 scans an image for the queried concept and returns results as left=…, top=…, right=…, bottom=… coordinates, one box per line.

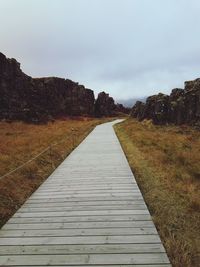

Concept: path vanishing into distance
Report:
left=0, top=120, right=171, bottom=266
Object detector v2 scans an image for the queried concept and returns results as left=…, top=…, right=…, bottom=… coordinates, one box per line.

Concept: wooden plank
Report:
left=47, top=179, right=134, bottom=182
left=36, top=184, right=136, bottom=190
left=22, top=200, right=145, bottom=207
left=13, top=209, right=149, bottom=218
left=2, top=221, right=155, bottom=230
left=8, top=214, right=152, bottom=224
left=34, top=184, right=137, bottom=190
left=25, top=196, right=144, bottom=203
left=29, top=193, right=141, bottom=199
left=0, top=253, right=170, bottom=265
left=32, top=190, right=141, bottom=197
left=43, top=175, right=134, bottom=179
left=0, top=243, right=165, bottom=255
left=37, top=188, right=140, bottom=193
left=42, top=178, right=135, bottom=182
left=36, top=188, right=139, bottom=193
left=0, top=227, right=157, bottom=237
left=0, top=235, right=161, bottom=245
left=33, top=189, right=141, bottom=195
left=41, top=180, right=135, bottom=185
left=19, top=204, right=147, bottom=212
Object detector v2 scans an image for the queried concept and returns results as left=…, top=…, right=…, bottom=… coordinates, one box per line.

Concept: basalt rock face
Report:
left=32, top=78, right=95, bottom=120
left=0, top=52, right=34, bottom=121
left=95, top=92, right=116, bottom=117
left=168, top=88, right=185, bottom=124
left=184, top=79, right=200, bottom=124
left=131, top=78, right=200, bottom=126
left=0, top=52, right=96, bottom=122
left=130, top=101, right=145, bottom=120
left=151, top=93, right=169, bottom=125
left=0, top=52, right=130, bottom=122
left=115, top=103, right=131, bottom=114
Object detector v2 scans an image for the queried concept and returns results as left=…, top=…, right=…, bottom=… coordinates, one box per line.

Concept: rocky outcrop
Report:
left=0, top=52, right=97, bottom=122
left=31, top=78, right=95, bottom=121
left=130, top=101, right=145, bottom=119
left=115, top=103, right=131, bottom=114
left=0, top=52, right=34, bottom=121
left=95, top=92, right=116, bottom=117
left=168, top=88, right=185, bottom=124
left=130, top=78, right=200, bottom=126
left=184, top=79, right=200, bottom=123
left=0, top=52, right=130, bottom=122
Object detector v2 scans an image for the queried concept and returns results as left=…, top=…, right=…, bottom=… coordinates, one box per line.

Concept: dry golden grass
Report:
left=114, top=118, right=200, bottom=267
left=0, top=117, right=112, bottom=227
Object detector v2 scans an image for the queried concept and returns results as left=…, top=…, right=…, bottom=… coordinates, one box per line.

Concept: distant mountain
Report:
left=117, top=97, right=147, bottom=108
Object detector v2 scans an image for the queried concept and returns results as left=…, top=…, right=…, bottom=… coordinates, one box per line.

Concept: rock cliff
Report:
left=115, top=103, right=131, bottom=114
left=95, top=92, right=116, bottom=117
left=131, top=78, right=200, bottom=126
left=0, top=52, right=127, bottom=122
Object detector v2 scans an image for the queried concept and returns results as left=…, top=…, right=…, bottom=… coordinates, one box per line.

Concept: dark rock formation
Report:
left=185, top=78, right=200, bottom=91
left=95, top=92, right=116, bottom=117
left=130, top=101, right=145, bottom=120
left=184, top=79, right=200, bottom=124
left=32, top=78, right=95, bottom=120
left=115, top=103, right=131, bottom=114
left=131, top=94, right=169, bottom=124
left=0, top=52, right=130, bottom=122
left=0, top=52, right=34, bottom=121
left=130, top=78, right=200, bottom=126
left=152, top=93, right=169, bottom=125
left=168, top=88, right=185, bottom=124
left=0, top=52, right=96, bottom=122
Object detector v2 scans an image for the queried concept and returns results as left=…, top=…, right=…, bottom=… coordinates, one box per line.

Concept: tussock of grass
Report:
left=0, top=117, right=111, bottom=227
left=114, top=118, right=200, bottom=267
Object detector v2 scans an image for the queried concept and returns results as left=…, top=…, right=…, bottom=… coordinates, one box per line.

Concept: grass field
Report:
left=115, top=118, right=200, bottom=267
left=0, top=117, right=112, bottom=227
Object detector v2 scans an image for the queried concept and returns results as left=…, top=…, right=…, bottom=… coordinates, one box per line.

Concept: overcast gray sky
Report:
left=1, top=0, right=200, bottom=99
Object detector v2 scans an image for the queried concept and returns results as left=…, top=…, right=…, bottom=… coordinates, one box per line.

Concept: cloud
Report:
left=1, top=0, right=200, bottom=99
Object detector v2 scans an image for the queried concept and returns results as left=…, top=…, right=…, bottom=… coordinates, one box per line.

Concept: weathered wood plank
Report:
left=0, top=243, right=165, bottom=255
left=2, top=221, right=155, bottom=230
left=38, top=181, right=136, bottom=186
left=13, top=209, right=149, bottom=218
left=0, top=227, right=157, bottom=237
left=33, top=189, right=141, bottom=195
left=32, top=191, right=141, bottom=197
left=8, top=214, right=152, bottom=224
left=0, top=253, right=170, bottom=265
left=29, top=193, right=142, bottom=199
left=40, top=181, right=135, bottom=186
left=22, top=200, right=145, bottom=207
left=0, top=235, right=161, bottom=245
left=18, top=204, right=147, bottom=212
left=36, top=185, right=137, bottom=190
left=25, top=196, right=144, bottom=203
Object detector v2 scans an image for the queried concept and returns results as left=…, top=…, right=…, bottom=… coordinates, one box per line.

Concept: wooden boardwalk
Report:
left=0, top=120, right=171, bottom=266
